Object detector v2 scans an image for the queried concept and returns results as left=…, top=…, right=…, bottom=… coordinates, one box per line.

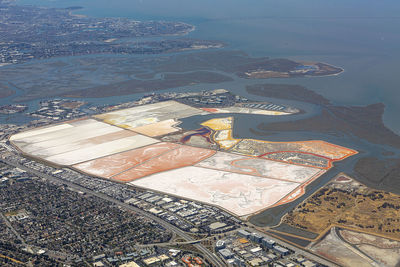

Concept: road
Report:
left=2, top=159, right=226, bottom=267
left=0, top=253, right=25, bottom=265
left=333, top=227, right=380, bottom=267
left=244, top=226, right=340, bottom=267
left=0, top=212, right=27, bottom=247
left=136, top=239, right=204, bottom=248
left=3, top=154, right=339, bottom=266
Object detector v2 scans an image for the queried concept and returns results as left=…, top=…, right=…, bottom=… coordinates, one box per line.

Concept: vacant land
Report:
left=10, top=118, right=159, bottom=166
left=73, top=142, right=180, bottom=178
left=95, top=100, right=205, bottom=131
left=131, top=119, right=181, bottom=137
left=310, top=227, right=400, bottom=267
left=161, top=127, right=217, bottom=149
left=200, top=117, right=239, bottom=149
left=310, top=228, right=375, bottom=267
left=11, top=92, right=358, bottom=219
left=283, top=176, right=400, bottom=240
left=111, top=145, right=215, bottom=182
left=196, top=151, right=324, bottom=183
left=130, top=166, right=299, bottom=217
left=340, top=229, right=400, bottom=267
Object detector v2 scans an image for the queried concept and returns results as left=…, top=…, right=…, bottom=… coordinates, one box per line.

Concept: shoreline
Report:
left=246, top=83, right=400, bottom=228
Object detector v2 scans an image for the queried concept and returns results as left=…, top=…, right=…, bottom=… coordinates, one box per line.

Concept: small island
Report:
left=238, top=60, right=343, bottom=79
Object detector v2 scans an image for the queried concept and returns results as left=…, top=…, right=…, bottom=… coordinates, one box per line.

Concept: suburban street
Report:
left=2, top=159, right=226, bottom=267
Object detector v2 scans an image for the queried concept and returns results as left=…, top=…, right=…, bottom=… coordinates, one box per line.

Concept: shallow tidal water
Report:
left=16, top=0, right=400, bottom=134
left=7, top=0, right=400, bottom=225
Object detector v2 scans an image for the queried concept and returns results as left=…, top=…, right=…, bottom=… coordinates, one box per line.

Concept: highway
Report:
left=245, top=226, right=339, bottom=267
left=3, top=155, right=340, bottom=266
left=2, top=159, right=226, bottom=267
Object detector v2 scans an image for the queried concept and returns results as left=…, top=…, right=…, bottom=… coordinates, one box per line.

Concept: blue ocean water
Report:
left=16, top=0, right=400, bottom=134
left=11, top=0, right=400, bottom=224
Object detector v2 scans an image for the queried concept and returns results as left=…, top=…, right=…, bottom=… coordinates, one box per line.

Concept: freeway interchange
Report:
left=0, top=142, right=335, bottom=267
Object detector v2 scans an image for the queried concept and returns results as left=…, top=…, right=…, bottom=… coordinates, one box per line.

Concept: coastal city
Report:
left=0, top=90, right=332, bottom=266
left=0, top=144, right=330, bottom=267
left=2, top=0, right=400, bottom=266
left=0, top=0, right=223, bottom=65
left=0, top=86, right=399, bottom=267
